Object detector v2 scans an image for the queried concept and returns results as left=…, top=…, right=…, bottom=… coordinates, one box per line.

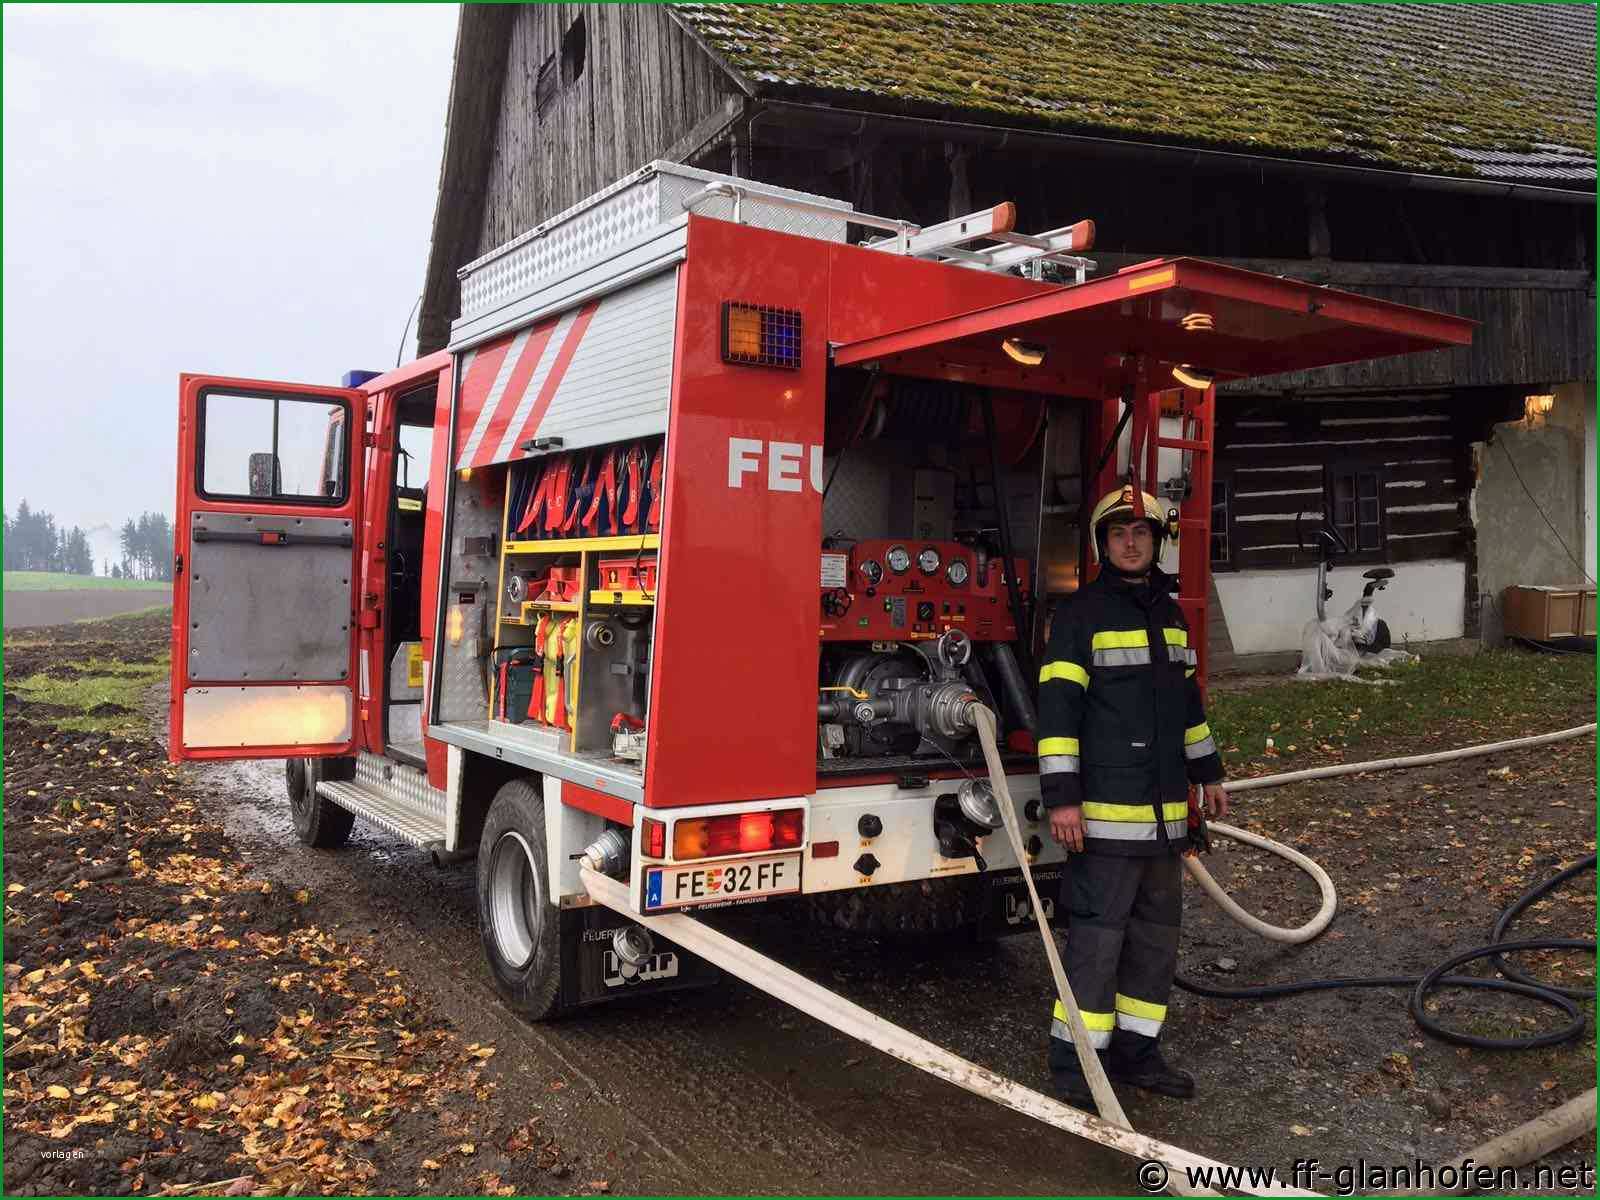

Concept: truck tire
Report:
left=476, top=779, right=566, bottom=1021
left=286, top=757, right=356, bottom=849
left=801, top=875, right=984, bottom=937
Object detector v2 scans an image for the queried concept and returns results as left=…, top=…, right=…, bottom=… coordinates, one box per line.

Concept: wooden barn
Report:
left=418, top=3, right=1596, bottom=661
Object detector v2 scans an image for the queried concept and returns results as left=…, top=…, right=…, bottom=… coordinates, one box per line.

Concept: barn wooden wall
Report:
left=1209, top=386, right=1530, bottom=639
left=473, top=3, right=737, bottom=260
left=1215, top=272, right=1596, bottom=394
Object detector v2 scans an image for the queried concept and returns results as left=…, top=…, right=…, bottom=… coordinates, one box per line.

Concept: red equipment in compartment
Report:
left=819, top=539, right=1027, bottom=643
left=596, top=554, right=658, bottom=594
left=544, top=566, right=582, bottom=603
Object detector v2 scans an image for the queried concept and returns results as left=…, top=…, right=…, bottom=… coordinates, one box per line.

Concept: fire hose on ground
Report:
left=582, top=717, right=1596, bottom=1196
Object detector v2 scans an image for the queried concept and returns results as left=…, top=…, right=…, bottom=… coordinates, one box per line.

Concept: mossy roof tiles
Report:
left=672, top=3, right=1596, bottom=185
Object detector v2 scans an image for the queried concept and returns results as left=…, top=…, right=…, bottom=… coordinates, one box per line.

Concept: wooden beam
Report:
left=1093, top=251, right=1592, bottom=292
left=659, top=93, right=747, bottom=167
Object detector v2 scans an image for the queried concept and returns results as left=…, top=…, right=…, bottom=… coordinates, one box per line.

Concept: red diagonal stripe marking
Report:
left=452, top=339, right=513, bottom=461
left=507, top=300, right=601, bottom=459
left=470, top=320, right=557, bottom=469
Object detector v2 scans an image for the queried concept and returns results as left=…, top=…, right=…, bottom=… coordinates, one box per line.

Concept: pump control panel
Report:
left=819, top=539, right=1027, bottom=643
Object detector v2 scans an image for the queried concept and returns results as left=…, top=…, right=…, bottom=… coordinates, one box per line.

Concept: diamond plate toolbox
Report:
left=456, top=161, right=854, bottom=323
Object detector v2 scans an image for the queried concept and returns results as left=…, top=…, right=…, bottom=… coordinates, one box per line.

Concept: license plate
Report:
left=643, top=853, right=801, bottom=912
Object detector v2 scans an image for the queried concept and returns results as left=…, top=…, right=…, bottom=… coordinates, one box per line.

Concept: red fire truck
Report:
left=170, top=162, right=1471, bottom=1019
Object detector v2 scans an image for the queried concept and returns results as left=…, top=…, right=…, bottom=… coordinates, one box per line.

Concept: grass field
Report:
left=4, top=571, right=169, bottom=592
left=1209, top=646, right=1595, bottom=775
left=7, top=655, right=170, bottom=734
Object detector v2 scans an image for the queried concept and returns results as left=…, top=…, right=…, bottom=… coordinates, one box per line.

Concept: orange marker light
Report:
left=673, top=819, right=710, bottom=860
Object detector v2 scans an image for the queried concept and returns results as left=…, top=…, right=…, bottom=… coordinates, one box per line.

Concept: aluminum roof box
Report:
left=455, top=162, right=853, bottom=326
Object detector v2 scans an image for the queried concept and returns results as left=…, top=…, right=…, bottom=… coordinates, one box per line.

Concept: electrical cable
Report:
left=1511, top=635, right=1596, bottom=657
left=1493, top=437, right=1594, bottom=583
left=823, top=369, right=880, bottom=500
left=394, top=294, right=423, bottom=368
left=1174, top=852, right=1595, bottom=1052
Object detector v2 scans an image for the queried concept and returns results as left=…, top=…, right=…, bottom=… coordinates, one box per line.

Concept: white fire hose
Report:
left=580, top=718, right=1596, bottom=1196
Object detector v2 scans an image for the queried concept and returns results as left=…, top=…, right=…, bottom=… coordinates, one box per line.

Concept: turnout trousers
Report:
left=1047, top=850, right=1182, bottom=1085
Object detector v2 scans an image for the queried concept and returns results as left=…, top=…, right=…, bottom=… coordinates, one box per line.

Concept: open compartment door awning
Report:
left=831, top=258, right=1475, bottom=395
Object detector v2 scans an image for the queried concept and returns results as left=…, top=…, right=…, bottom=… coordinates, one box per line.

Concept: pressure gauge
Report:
left=859, top=559, right=884, bottom=586
left=885, top=545, right=912, bottom=574
left=946, top=559, right=970, bottom=587
left=918, top=547, right=942, bottom=575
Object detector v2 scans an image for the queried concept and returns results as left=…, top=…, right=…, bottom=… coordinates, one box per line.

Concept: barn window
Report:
left=1210, top=478, right=1232, bottom=567
left=1325, top=464, right=1385, bottom=556
left=535, top=53, right=558, bottom=120
left=561, top=15, right=586, bottom=85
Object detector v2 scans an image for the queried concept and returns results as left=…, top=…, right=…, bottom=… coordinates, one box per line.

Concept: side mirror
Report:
left=248, top=452, right=280, bottom=498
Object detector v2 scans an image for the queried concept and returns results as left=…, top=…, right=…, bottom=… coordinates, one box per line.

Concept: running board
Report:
left=317, top=751, right=448, bottom=850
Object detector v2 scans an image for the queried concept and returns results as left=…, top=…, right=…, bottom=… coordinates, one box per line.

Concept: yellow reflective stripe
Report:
left=1053, top=1000, right=1119, bottom=1031
left=1185, top=667, right=1196, bottom=678
left=1162, top=627, right=1188, bottom=648
left=1184, top=722, right=1212, bottom=746
left=1115, top=993, right=1168, bottom=1021
left=1091, top=629, right=1149, bottom=650
left=1038, top=736, right=1080, bottom=757
left=1039, top=660, right=1089, bottom=688
left=1083, top=800, right=1189, bottom=822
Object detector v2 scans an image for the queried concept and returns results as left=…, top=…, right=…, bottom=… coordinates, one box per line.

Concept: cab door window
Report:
left=198, top=388, right=350, bottom=504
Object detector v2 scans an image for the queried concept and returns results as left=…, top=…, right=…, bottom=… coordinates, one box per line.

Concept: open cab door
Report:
left=170, top=374, right=366, bottom=761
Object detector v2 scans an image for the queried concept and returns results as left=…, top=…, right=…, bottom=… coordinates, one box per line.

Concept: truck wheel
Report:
left=286, top=757, right=356, bottom=849
left=476, top=779, right=566, bottom=1021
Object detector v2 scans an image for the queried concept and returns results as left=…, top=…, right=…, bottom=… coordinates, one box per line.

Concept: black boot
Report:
left=1047, top=1037, right=1100, bottom=1109
left=1106, top=1028, right=1195, bottom=1099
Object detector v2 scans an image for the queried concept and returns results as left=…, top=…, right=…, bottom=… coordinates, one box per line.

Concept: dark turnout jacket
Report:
left=1037, top=568, right=1225, bottom=856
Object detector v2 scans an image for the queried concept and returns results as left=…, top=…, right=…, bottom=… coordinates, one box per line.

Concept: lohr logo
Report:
left=1005, top=893, right=1054, bottom=925
left=602, top=950, right=680, bottom=988
left=727, top=438, right=825, bottom=492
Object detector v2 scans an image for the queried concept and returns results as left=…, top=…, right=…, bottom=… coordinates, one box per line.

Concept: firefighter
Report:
left=1037, top=483, right=1228, bottom=1108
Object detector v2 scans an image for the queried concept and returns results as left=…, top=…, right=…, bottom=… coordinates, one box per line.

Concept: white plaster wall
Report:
left=1585, top=402, right=1596, bottom=583
left=1215, top=559, right=1465, bottom=654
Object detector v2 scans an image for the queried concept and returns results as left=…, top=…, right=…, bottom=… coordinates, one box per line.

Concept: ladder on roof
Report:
left=859, top=203, right=1097, bottom=282
left=681, top=183, right=1097, bottom=281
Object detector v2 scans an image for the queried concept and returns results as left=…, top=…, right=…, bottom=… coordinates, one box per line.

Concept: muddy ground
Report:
left=5, top=611, right=1596, bottom=1196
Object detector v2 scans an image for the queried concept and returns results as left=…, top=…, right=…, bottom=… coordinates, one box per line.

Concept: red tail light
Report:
left=772, top=809, right=804, bottom=848
left=672, top=808, right=805, bottom=861
left=642, top=817, right=666, bottom=859
left=738, top=813, right=773, bottom=853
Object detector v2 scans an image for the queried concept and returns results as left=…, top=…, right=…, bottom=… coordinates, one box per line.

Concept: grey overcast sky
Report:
left=3, top=4, right=458, bottom=564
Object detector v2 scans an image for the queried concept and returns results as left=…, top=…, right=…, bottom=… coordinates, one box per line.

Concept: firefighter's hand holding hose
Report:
left=1200, top=782, right=1228, bottom=820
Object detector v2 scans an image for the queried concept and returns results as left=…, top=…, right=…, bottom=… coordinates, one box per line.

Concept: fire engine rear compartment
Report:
left=422, top=221, right=1081, bottom=819
left=421, top=180, right=1475, bottom=835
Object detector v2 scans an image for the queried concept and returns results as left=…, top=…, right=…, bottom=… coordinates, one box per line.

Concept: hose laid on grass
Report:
left=1172, top=723, right=1596, bottom=1052
left=1220, top=723, right=1596, bottom=794
left=1181, top=821, right=1337, bottom=944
